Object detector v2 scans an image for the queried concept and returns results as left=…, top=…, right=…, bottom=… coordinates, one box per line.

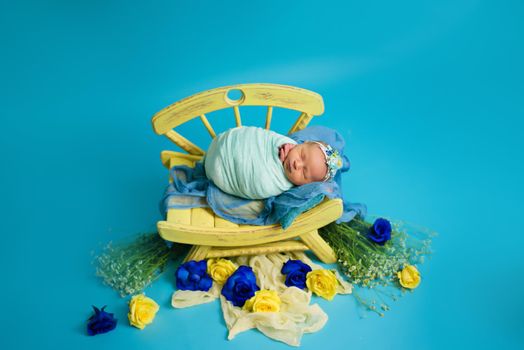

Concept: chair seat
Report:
left=158, top=198, right=343, bottom=247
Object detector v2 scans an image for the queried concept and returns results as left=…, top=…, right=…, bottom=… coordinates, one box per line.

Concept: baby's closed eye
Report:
left=301, top=150, right=308, bottom=178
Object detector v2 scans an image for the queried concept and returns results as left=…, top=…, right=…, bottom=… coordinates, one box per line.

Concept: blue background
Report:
left=1, top=0, right=523, bottom=349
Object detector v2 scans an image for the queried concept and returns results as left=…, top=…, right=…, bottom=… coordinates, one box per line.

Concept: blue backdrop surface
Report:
left=1, top=1, right=523, bottom=349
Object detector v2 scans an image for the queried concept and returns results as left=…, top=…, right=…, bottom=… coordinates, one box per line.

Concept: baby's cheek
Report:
left=289, top=174, right=305, bottom=186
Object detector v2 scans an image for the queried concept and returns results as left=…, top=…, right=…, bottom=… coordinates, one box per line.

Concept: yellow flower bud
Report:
left=128, top=294, right=159, bottom=329
left=306, top=269, right=338, bottom=301
left=243, top=290, right=281, bottom=313
left=397, top=265, right=421, bottom=289
left=207, top=258, right=237, bottom=284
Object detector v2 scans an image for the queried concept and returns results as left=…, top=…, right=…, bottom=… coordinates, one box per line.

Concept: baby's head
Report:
left=279, top=141, right=343, bottom=186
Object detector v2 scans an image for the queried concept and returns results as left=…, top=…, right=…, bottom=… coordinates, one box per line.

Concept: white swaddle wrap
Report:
left=204, top=126, right=297, bottom=199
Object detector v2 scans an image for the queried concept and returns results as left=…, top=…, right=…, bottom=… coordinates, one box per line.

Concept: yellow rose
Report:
left=306, top=269, right=338, bottom=301
left=243, top=290, right=281, bottom=313
left=397, top=265, right=421, bottom=289
left=207, top=258, right=237, bottom=284
left=128, top=294, right=159, bottom=329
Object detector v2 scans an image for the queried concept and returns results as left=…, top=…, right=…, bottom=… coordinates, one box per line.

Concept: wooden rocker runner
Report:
left=152, top=83, right=341, bottom=264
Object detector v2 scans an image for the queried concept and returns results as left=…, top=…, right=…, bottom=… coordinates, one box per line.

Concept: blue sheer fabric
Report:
left=160, top=125, right=367, bottom=229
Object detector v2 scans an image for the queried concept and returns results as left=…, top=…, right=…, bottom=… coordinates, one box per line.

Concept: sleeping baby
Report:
left=204, top=126, right=343, bottom=199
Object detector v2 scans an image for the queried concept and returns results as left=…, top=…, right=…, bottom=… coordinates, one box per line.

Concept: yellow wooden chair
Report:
left=152, top=83, right=341, bottom=264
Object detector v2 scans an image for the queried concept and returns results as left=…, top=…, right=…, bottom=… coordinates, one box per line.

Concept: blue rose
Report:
left=367, top=218, right=392, bottom=245
left=221, top=265, right=259, bottom=307
left=175, top=260, right=213, bottom=291
left=281, top=259, right=312, bottom=289
left=87, top=305, right=117, bottom=336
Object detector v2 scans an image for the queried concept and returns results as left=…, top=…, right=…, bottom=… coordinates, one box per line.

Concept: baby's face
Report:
left=279, top=142, right=327, bottom=185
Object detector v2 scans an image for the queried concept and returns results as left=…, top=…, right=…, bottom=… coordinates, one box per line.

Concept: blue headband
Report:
left=312, top=141, right=343, bottom=181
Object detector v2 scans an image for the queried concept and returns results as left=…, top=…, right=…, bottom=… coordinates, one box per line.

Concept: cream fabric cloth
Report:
left=171, top=252, right=352, bottom=346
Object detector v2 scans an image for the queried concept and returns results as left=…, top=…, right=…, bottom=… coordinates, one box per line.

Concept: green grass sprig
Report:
left=319, top=216, right=436, bottom=315
left=94, top=233, right=182, bottom=297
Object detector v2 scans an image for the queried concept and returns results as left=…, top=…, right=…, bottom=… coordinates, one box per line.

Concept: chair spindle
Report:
left=199, top=114, right=217, bottom=138
left=233, top=106, right=242, bottom=127
left=265, top=106, right=273, bottom=129
left=288, top=112, right=313, bottom=134
left=165, top=130, right=205, bottom=156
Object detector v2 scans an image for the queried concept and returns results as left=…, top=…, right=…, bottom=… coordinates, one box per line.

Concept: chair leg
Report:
left=300, top=230, right=338, bottom=264
left=184, top=245, right=211, bottom=262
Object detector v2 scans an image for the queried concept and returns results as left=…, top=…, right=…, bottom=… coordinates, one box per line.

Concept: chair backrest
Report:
left=151, top=83, right=325, bottom=155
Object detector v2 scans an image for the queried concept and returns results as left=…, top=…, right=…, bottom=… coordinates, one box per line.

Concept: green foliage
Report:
left=95, top=233, right=183, bottom=297
left=319, top=217, right=436, bottom=315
